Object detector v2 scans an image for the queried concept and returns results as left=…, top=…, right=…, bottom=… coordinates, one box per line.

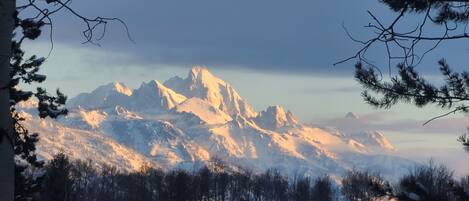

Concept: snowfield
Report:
left=21, top=66, right=414, bottom=178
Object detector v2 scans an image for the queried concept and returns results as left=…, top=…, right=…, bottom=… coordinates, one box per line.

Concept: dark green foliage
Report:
left=354, top=60, right=469, bottom=110
left=9, top=1, right=129, bottom=200
left=20, top=19, right=44, bottom=40
left=355, top=59, right=469, bottom=149
left=381, top=0, right=469, bottom=24
left=8, top=10, right=68, bottom=201
left=13, top=108, right=44, bottom=201
left=350, top=1, right=469, bottom=150
left=35, top=88, right=67, bottom=118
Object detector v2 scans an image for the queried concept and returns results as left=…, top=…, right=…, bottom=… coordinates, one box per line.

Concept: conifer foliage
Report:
left=344, top=1, right=469, bottom=149
left=9, top=12, right=68, bottom=201
left=4, top=1, right=131, bottom=200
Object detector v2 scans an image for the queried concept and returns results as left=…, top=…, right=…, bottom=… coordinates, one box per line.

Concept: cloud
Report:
left=21, top=0, right=469, bottom=77
left=300, top=86, right=361, bottom=94
left=318, top=111, right=469, bottom=134
left=33, top=0, right=400, bottom=76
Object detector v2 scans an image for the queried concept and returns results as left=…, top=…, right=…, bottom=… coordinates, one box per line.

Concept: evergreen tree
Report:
left=341, top=0, right=469, bottom=149
left=0, top=1, right=130, bottom=200
left=10, top=20, right=67, bottom=200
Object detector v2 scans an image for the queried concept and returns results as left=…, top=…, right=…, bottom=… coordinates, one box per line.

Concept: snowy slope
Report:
left=164, top=66, right=257, bottom=118
left=20, top=111, right=157, bottom=172
left=23, top=67, right=414, bottom=178
left=253, top=105, right=299, bottom=130
left=173, top=97, right=233, bottom=125
left=67, top=82, right=133, bottom=110
left=132, top=80, right=187, bottom=111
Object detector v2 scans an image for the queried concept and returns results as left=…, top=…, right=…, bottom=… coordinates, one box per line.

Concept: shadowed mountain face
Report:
left=21, top=66, right=413, bottom=177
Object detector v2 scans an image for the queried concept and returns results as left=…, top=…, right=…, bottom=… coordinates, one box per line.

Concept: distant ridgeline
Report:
left=20, top=66, right=413, bottom=179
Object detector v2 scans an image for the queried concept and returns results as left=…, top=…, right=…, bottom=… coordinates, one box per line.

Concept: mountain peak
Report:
left=187, top=66, right=222, bottom=88
left=150, top=79, right=163, bottom=86
left=134, top=80, right=187, bottom=110
left=93, top=82, right=133, bottom=97
left=140, top=80, right=166, bottom=90
left=345, top=112, right=359, bottom=119
left=190, top=66, right=211, bottom=77
left=254, top=105, right=298, bottom=130
left=36, top=68, right=407, bottom=178
left=111, top=82, right=133, bottom=96
left=67, top=82, right=133, bottom=109
left=165, top=66, right=257, bottom=118
left=266, top=105, right=285, bottom=114
left=286, top=110, right=299, bottom=125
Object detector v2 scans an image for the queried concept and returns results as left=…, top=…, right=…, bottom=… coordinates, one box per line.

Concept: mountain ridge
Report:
left=22, top=66, right=414, bottom=177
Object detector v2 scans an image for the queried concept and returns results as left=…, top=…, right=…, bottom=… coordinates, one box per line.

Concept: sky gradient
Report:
left=21, top=0, right=469, bottom=174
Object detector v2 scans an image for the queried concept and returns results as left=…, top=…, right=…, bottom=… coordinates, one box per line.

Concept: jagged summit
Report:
left=188, top=66, right=214, bottom=81
left=68, top=68, right=302, bottom=126
left=95, top=82, right=133, bottom=96
left=68, top=82, right=133, bottom=109
left=133, top=80, right=187, bottom=110
left=69, top=67, right=257, bottom=118
left=23, top=66, right=411, bottom=178
left=345, top=112, right=359, bottom=119
left=254, top=105, right=299, bottom=130
left=164, top=66, right=257, bottom=118
left=112, top=82, right=133, bottom=96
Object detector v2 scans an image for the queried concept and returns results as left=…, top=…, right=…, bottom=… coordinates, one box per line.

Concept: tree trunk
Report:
left=0, top=0, right=14, bottom=200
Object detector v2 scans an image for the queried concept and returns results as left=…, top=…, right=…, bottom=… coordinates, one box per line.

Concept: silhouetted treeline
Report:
left=340, top=163, right=469, bottom=201
left=38, top=154, right=469, bottom=201
left=38, top=154, right=337, bottom=201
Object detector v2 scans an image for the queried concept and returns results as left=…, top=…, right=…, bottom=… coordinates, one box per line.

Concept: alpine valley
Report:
left=20, top=67, right=414, bottom=178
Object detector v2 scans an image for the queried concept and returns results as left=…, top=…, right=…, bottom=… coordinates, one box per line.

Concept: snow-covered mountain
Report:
left=164, top=67, right=257, bottom=118
left=22, top=66, right=414, bottom=177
